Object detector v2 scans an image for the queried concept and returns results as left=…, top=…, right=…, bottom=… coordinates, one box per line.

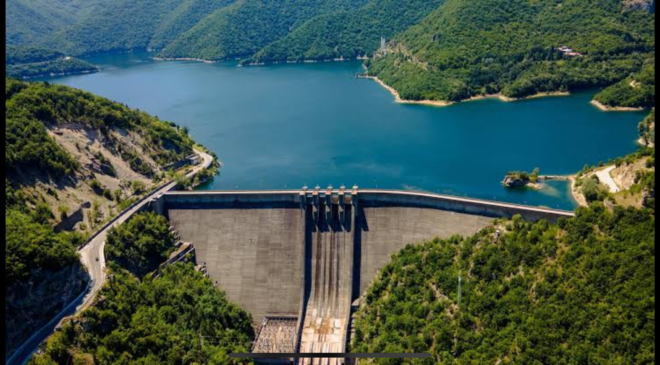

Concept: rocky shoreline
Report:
left=362, top=75, right=571, bottom=107
left=590, top=100, right=646, bottom=112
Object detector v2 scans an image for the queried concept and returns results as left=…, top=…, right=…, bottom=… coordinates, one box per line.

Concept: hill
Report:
left=30, top=263, right=254, bottom=365
left=5, top=78, right=210, bottom=357
left=9, top=0, right=369, bottom=60
left=364, top=0, right=655, bottom=102
left=43, top=0, right=195, bottom=55
left=147, top=0, right=237, bottom=51
left=6, top=45, right=98, bottom=79
left=29, top=212, right=253, bottom=364
left=158, top=0, right=369, bottom=61
left=43, top=0, right=237, bottom=55
left=5, top=0, right=107, bottom=45
left=248, top=0, right=444, bottom=64
left=351, top=203, right=655, bottom=363
left=594, top=58, right=655, bottom=109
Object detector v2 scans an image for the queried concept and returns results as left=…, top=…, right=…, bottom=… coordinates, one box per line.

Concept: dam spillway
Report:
left=298, top=189, right=355, bottom=364
left=158, top=188, right=573, bottom=362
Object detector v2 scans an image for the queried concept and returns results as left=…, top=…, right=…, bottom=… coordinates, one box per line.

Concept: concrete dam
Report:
left=155, top=187, right=573, bottom=362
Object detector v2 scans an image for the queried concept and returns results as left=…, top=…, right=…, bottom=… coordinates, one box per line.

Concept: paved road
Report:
left=595, top=166, right=621, bottom=193
left=6, top=150, right=213, bottom=365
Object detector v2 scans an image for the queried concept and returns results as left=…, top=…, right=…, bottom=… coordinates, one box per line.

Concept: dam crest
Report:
left=151, top=187, right=573, bottom=364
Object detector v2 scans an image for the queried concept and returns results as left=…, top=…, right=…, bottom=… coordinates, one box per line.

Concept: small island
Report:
left=503, top=168, right=541, bottom=189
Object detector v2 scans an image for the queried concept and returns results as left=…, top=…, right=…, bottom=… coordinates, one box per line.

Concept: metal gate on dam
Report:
left=152, top=187, right=574, bottom=363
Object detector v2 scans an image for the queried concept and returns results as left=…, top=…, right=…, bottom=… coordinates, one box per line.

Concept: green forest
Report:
left=5, top=179, right=88, bottom=355
left=5, top=78, right=207, bottom=358
left=6, top=0, right=655, bottom=104
left=30, top=264, right=255, bottom=365
left=365, top=0, right=655, bottom=103
left=247, top=0, right=443, bottom=64
left=351, top=203, right=655, bottom=363
left=594, top=59, right=656, bottom=108
left=5, top=183, right=84, bottom=287
left=30, top=211, right=254, bottom=365
left=6, top=0, right=108, bottom=45
left=6, top=45, right=98, bottom=79
left=6, top=78, right=196, bottom=178
left=105, top=212, right=177, bottom=278
left=159, top=0, right=367, bottom=60
left=639, top=109, right=656, bottom=146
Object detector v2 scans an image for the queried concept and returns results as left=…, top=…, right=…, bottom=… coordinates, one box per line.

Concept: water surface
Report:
left=46, top=52, right=647, bottom=210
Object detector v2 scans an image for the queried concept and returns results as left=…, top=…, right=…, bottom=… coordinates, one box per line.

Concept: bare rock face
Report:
left=503, top=177, right=525, bottom=187
left=623, top=0, right=655, bottom=12
left=503, top=176, right=530, bottom=188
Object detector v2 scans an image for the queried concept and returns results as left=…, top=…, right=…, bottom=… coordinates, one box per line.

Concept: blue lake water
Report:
left=45, top=51, right=648, bottom=210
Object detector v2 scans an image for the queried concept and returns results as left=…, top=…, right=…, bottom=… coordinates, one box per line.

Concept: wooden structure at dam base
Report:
left=150, top=186, right=574, bottom=364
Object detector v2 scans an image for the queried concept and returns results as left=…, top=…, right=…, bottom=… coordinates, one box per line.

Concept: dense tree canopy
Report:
left=248, top=0, right=444, bottom=64
left=105, top=212, right=177, bottom=278
left=5, top=202, right=82, bottom=286
left=352, top=204, right=655, bottom=363
left=595, top=59, right=655, bottom=108
left=7, top=0, right=654, bottom=106
left=5, top=0, right=108, bottom=45
left=159, top=0, right=368, bottom=60
left=6, top=78, right=196, bottom=177
left=30, top=264, right=255, bottom=365
left=639, top=109, right=656, bottom=145
left=5, top=45, right=98, bottom=79
left=366, top=0, right=655, bottom=102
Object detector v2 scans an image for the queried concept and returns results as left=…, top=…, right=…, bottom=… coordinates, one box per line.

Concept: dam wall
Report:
left=165, top=192, right=306, bottom=323
left=160, top=189, right=574, bottom=335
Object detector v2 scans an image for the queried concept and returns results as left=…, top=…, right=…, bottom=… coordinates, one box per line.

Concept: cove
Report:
left=44, top=51, right=647, bottom=210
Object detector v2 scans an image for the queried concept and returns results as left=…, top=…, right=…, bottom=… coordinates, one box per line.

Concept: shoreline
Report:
left=18, top=68, right=99, bottom=80
left=362, top=76, right=453, bottom=107
left=363, top=76, right=571, bottom=107
left=153, top=57, right=217, bottom=64
left=568, top=176, right=587, bottom=207
left=243, top=55, right=369, bottom=67
left=590, top=100, right=646, bottom=112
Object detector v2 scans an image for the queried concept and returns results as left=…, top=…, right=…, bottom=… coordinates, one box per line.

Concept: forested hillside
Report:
left=158, top=0, right=368, bottom=61
left=248, top=0, right=444, bottom=64
left=352, top=203, right=655, bottom=363
left=594, top=58, right=655, bottom=109
left=29, top=211, right=254, bottom=365
left=44, top=0, right=201, bottom=55
left=147, top=0, right=236, bottom=51
left=5, top=79, right=206, bottom=358
left=105, top=212, right=177, bottom=278
left=5, top=0, right=107, bottom=45
left=6, top=45, right=98, bottom=79
left=30, top=264, right=254, bottom=365
left=7, top=0, right=369, bottom=60
left=365, top=0, right=655, bottom=102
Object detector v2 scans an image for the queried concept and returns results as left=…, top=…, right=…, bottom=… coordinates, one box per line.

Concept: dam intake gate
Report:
left=298, top=187, right=356, bottom=364
left=160, top=186, right=574, bottom=364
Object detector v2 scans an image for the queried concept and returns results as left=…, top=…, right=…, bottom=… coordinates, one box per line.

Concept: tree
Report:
left=105, top=212, right=176, bottom=277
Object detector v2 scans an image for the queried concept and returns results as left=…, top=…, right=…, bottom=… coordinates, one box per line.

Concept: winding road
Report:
left=6, top=150, right=213, bottom=365
left=595, top=166, right=621, bottom=193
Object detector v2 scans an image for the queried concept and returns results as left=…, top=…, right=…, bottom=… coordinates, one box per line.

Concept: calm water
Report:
left=45, top=52, right=647, bottom=210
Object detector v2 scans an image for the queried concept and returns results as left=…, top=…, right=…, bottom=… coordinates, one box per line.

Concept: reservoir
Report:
left=45, top=52, right=647, bottom=210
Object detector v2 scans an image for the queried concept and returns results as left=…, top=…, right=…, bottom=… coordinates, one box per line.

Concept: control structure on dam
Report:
left=298, top=187, right=355, bottom=364
left=157, top=187, right=573, bottom=364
